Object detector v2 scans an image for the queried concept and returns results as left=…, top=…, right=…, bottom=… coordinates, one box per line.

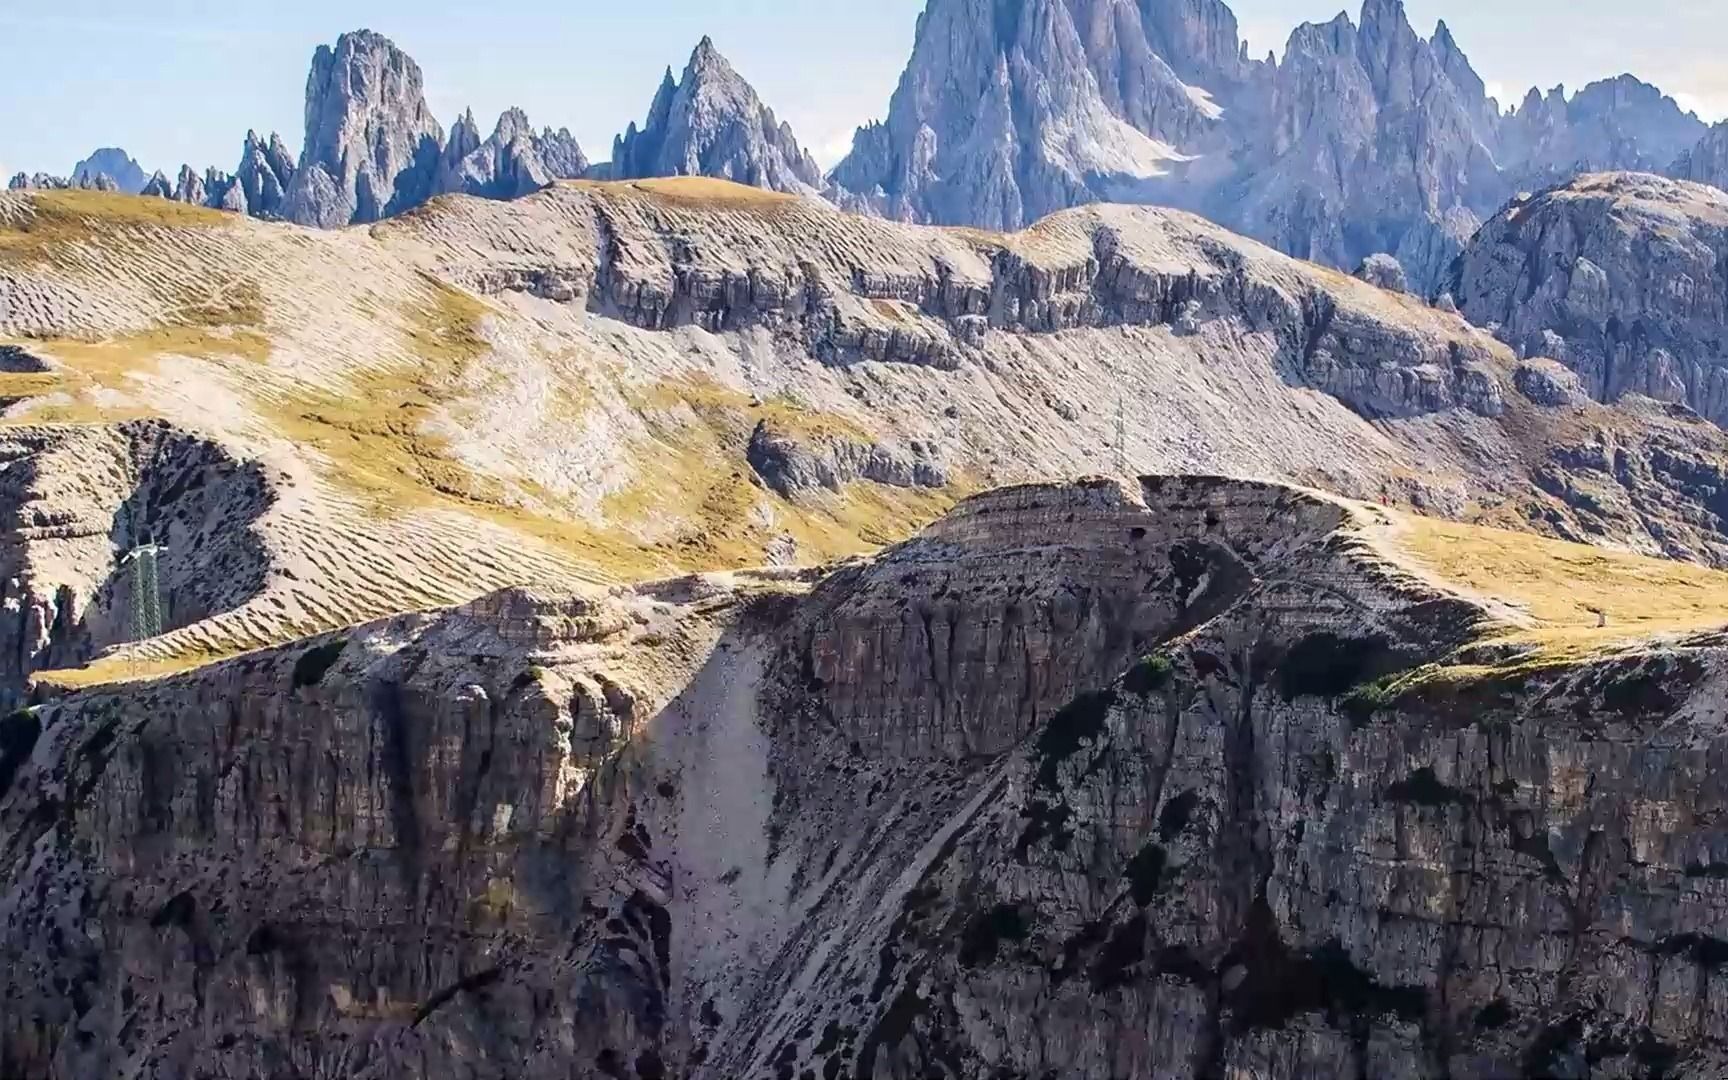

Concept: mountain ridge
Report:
left=26, top=7, right=1727, bottom=294
left=832, top=0, right=1714, bottom=292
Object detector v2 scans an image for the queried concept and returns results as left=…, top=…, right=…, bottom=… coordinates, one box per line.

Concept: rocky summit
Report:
left=279, top=29, right=446, bottom=227
left=831, top=0, right=1713, bottom=292
left=604, top=37, right=826, bottom=198
left=79, top=0, right=1728, bottom=300
left=1453, top=173, right=1728, bottom=427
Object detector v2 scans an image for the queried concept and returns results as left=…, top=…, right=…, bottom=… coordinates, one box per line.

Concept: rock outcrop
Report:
left=831, top=0, right=1707, bottom=293
left=5, top=172, right=119, bottom=193
left=1451, top=172, right=1728, bottom=426
left=1674, top=121, right=1728, bottom=192
left=1500, top=75, right=1712, bottom=187
left=16, top=173, right=1728, bottom=706
left=8, top=477, right=1728, bottom=1077
left=138, top=171, right=173, bottom=199
left=434, top=107, right=589, bottom=201
left=605, top=37, right=825, bottom=197
left=140, top=33, right=594, bottom=225
left=1355, top=253, right=1409, bottom=293
left=830, top=0, right=1214, bottom=231
left=69, top=148, right=146, bottom=195
left=171, top=164, right=207, bottom=206
left=0, top=422, right=273, bottom=709
left=234, top=130, right=296, bottom=219
left=280, top=29, right=444, bottom=227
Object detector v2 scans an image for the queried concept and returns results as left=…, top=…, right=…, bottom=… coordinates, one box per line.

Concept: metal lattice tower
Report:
left=1114, top=396, right=1128, bottom=476
left=123, top=544, right=166, bottom=643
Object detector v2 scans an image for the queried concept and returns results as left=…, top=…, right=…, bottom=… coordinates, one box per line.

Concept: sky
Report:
left=2, top=0, right=1726, bottom=184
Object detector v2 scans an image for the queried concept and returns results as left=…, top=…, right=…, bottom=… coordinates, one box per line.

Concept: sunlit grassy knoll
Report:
left=642, top=375, right=874, bottom=442
left=0, top=322, right=271, bottom=425
left=605, top=375, right=962, bottom=569
left=1377, top=509, right=1728, bottom=683
left=33, top=639, right=239, bottom=694
left=558, top=176, right=800, bottom=212
left=0, top=190, right=229, bottom=267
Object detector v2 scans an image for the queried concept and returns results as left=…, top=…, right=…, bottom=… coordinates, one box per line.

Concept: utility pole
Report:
left=121, top=544, right=166, bottom=677
left=1114, top=395, right=1128, bottom=477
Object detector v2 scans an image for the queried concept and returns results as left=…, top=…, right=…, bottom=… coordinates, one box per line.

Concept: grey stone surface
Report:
left=138, top=171, right=173, bottom=199
left=235, top=130, right=295, bottom=219
left=70, top=148, right=147, bottom=195
left=1355, top=253, right=1409, bottom=294
left=280, top=29, right=444, bottom=227
left=171, top=165, right=206, bottom=206
left=7, top=477, right=1728, bottom=1077
left=607, top=37, right=825, bottom=197
left=1674, top=121, right=1728, bottom=192
left=6, top=172, right=120, bottom=192
left=1452, top=172, right=1728, bottom=426
left=830, top=0, right=1708, bottom=294
left=434, top=107, right=589, bottom=201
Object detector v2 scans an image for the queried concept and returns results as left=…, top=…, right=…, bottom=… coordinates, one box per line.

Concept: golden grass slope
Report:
left=7, top=182, right=1728, bottom=693
left=1357, top=503, right=1728, bottom=684
left=0, top=187, right=967, bottom=688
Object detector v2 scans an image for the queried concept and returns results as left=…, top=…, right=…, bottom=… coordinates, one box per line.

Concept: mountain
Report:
left=830, top=0, right=1221, bottom=230
left=171, top=164, right=207, bottom=206
left=14, top=142, right=1728, bottom=1074
left=8, top=178, right=1728, bottom=704
left=1675, top=121, right=1728, bottom=191
left=604, top=37, right=825, bottom=197
left=6, top=171, right=120, bottom=192
left=279, top=29, right=445, bottom=227
left=831, top=0, right=1707, bottom=293
left=11, top=473, right=1728, bottom=1075
left=136, top=32, right=590, bottom=225
left=1451, top=171, right=1728, bottom=426
left=1499, top=75, right=1713, bottom=186
left=435, top=107, right=590, bottom=201
left=234, top=130, right=297, bottom=218
left=70, top=147, right=147, bottom=194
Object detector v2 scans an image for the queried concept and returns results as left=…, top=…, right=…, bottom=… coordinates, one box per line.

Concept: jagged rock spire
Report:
left=607, top=36, right=824, bottom=196
left=279, top=28, right=445, bottom=226
left=434, top=106, right=589, bottom=201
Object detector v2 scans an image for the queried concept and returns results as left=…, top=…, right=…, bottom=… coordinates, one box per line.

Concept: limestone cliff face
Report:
left=1674, top=122, right=1728, bottom=193
left=1452, top=172, right=1728, bottom=427
left=7, top=477, right=1728, bottom=1078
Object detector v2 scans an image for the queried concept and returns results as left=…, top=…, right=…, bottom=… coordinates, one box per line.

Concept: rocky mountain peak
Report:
left=1500, top=73, right=1705, bottom=185
left=832, top=0, right=1221, bottom=229
left=171, top=164, right=207, bottom=205
left=434, top=106, right=588, bottom=202
left=607, top=37, right=824, bottom=196
left=139, top=170, right=173, bottom=198
left=690, top=34, right=723, bottom=71
left=235, top=128, right=295, bottom=219
left=830, top=0, right=1708, bottom=294
left=280, top=28, right=445, bottom=227
left=70, top=147, right=146, bottom=194
left=1674, top=121, right=1728, bottom=191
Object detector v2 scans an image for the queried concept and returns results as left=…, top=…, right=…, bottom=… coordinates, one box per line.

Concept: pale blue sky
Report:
left=3, top=0, right=1724, bottom=183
